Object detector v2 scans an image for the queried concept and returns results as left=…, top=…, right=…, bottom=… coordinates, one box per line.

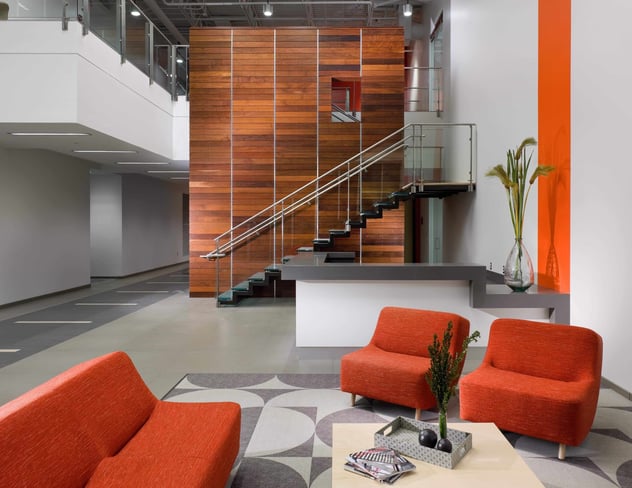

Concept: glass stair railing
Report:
left=202, top=122, right=477, bottom=306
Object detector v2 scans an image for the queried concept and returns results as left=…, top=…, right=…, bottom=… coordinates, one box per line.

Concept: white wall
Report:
left=90, top=173, right=187, bottom=277
left=121, top=175, right=187, bottom=275
left=571, top=0, right=632, bottom=393
left=90, top=174, right=123, bottom=276
left=443, top=0, right=538, bottom=274
left=0, top=148, right=90, bottom=305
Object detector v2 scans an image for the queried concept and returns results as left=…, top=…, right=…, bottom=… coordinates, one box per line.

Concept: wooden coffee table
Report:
left=332, top=422, right=544, bottom=487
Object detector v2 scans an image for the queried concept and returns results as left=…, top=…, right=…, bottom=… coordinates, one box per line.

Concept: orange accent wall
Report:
left=538, top=0, right=571, bottom=292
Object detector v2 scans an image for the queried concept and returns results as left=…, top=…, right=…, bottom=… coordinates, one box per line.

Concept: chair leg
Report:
left=558, top=443, right=566, bottom=460
left=350, top=393, right=356, bottom=406
left=415, top=408, right=421, bottom=421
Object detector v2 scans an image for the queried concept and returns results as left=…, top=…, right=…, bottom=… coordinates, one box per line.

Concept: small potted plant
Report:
left=423, top=322, right=480, bottom=452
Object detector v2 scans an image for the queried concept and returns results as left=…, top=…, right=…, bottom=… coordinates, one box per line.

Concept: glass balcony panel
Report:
left=152, top=29, right=171, bottom=91
left=174, top=46, right=189, bottom=98
left=5, top=0, right=75, bottom=18
left=89, top=0, right=119, bottom=52
left=124, top=2, right=148, bottom=75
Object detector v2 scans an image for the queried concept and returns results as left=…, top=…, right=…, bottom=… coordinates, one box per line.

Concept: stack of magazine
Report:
left=344, top=447, right=416, bottom=484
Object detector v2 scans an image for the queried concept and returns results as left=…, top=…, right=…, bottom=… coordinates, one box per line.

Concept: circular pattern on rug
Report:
left=246, top=406, right=315, bottom=457
left=231, top=458, right=307, bottom=488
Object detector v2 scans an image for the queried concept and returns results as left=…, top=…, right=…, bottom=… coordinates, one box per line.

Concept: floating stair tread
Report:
left=374, top=201, right=398, bottom=209
left=329, top=229, right=350, bottom=237
left=232, top=281, right=251, bottom=292
left=265, top=264, right=282, bottom=273
left=249, top=272, right=266, bottom=282
left=347, top=220, right=366, bottom=229
left=217, top=290, right=236, bottom=303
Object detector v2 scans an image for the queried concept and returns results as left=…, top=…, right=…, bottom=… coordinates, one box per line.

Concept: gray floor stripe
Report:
left=0, top=267, right=189, bottom=368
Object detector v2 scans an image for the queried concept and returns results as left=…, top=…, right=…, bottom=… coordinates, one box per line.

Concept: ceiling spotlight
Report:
left=403, top=3, right=412, bottom=16
left=130, top=9, right=141, bottom=17
left=263, top=2, right=273, bottom=17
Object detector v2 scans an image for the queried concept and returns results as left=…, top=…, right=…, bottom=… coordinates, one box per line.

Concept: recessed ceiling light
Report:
left=130, top=9, right=141, bottom=17
left=116, top=161, right=170, bottom=165
left=10, top=132, right=91, bottom=136
left=146, top=170, right=189, bottom=174
left=73, top=150, right=137, bottom=154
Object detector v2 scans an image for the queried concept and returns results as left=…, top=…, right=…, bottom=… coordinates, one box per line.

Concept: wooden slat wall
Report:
left=275, top=29, right=319, bottom=258
left=229, top=30, right=276, bottom=285
left=189, top=27, right=404, bottom=296
left=360, top=28, right=405, bottom=263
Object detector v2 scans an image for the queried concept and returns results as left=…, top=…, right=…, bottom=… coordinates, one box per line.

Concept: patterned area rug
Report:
left=163, top=374, right=632, bottom=488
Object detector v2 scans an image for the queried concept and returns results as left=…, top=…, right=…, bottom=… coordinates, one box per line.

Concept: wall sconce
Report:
left=263, top=2, right=273, bottom=16
left=403, top=2, right=412, bottom=17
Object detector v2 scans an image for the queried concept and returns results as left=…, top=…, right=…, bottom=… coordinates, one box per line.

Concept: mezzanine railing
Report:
left=5, top=0, right=188, bottom=101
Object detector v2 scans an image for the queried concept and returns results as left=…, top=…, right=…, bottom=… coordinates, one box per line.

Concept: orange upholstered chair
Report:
left=459, top=318, right=603, bottom=459
left=340, top=306, right=471, bottom=420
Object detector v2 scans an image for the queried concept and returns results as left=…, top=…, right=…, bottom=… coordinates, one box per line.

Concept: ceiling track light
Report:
left=263, top=1, right=273, bottom=17
left=403, top=2, right=412, bottom=17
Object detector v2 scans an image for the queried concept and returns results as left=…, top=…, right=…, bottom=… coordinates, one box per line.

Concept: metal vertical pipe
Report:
left=119, top=0, right=126, bottom=64
left=146, top=22, right=154, bottom=82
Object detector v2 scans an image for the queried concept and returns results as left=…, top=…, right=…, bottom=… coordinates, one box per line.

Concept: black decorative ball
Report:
left=436, top=438, right=453, bottom=453
left=418, top=428, right=438, bottom=448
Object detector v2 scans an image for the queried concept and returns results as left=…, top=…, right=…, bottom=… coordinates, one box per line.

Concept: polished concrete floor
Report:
left=5, top=263, right=485, bottom=406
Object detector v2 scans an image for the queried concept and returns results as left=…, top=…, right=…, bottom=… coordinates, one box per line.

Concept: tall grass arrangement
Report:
left=486, top=137, right=555, bottom=240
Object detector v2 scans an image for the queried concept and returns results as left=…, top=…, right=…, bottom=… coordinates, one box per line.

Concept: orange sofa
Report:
left=0, top=351, right=241, bottom=488
left=459, top=318, right=603, bottom=459
left=340, top=306, right=471, bottom=419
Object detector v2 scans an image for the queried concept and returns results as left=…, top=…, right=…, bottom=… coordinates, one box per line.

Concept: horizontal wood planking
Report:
left=189, top=27, right=405, bottom=296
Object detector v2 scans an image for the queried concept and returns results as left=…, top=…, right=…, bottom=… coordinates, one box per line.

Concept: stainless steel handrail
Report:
left=202, top=125, right=414, bottom=259
left=202, top=122, right=476, bottom=262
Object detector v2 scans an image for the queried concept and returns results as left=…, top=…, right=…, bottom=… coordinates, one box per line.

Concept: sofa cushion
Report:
left=87, top=455, right=218, bottom=488
left=119, top=401, right=241, bottom=482
left=0, top=392, right=102, bottom=488
left=341, top=344, right=436, bottom=410
left=459, top=365, right=598, bottom=445
left=58, top=351, right=158, bottom=456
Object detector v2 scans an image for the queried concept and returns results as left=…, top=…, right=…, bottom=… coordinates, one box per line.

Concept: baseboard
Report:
left=0, top=283, right=91, bottom=310
left=601, top=377, right=632, bottom=401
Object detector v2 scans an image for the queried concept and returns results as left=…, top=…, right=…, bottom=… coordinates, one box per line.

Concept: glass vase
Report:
left=504, top=238, right=534, bottom=292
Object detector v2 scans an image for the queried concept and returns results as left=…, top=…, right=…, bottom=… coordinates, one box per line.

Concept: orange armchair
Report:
left=340, top=306, right=471, bottom=420
left=459, top=318, right=603, bottom=459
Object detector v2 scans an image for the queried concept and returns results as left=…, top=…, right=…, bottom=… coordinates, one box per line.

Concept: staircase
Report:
left=205, top=123, right=477, bottom=307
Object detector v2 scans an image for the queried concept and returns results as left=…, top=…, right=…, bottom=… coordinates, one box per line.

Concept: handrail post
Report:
left=147, top=22, right=154, bottom=83
left=214, top=236, right=221, bottom=305
left=62, top=2, right=69, bottom=30
left=81, top=0, right=90, bottom=35
left=118, top=0, right=126, bottom=64
left=170, top=44, right=177, bottom=101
